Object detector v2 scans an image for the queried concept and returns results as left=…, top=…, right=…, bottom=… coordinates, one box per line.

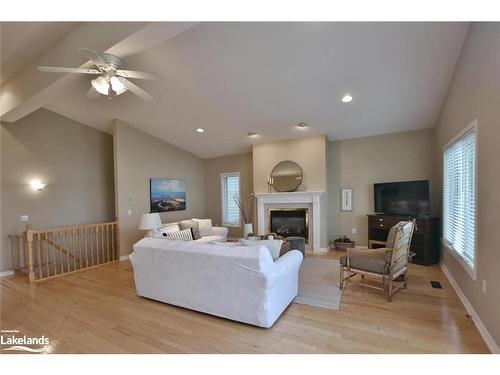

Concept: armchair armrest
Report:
left=368, top=239, right=387, bottom=248
left=212, top=226, right=228, bottom=242
left=347, top=247, right=391, bottom=256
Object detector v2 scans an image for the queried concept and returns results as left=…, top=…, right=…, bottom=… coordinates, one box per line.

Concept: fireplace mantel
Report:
left=254, top=191, right=325, bottom=252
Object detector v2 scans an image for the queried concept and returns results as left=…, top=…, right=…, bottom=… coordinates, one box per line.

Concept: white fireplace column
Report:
left=254, top=191, right=325, bottom=252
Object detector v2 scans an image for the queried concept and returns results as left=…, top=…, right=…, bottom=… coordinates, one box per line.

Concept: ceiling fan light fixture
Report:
left=91, top=76, right=109, bottom=95
left=110, top=76, right=127, bottom=95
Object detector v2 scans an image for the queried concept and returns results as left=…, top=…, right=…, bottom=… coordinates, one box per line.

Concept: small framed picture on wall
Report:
left=341, top=188, right=353, bottom=212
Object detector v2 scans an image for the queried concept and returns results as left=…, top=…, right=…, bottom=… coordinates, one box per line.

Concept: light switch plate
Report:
left=127, top=210, right=132, bottom=216
left=20, top=215, right=29, bottom=222
left=351, top=227, right=357, bottom=234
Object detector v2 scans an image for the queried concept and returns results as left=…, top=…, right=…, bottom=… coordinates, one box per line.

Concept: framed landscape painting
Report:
left=150, top=178, right=186, bottom=212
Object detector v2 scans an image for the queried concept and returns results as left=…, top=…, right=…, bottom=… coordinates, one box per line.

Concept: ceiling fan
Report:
left=38, top=48, right=159, bottom=101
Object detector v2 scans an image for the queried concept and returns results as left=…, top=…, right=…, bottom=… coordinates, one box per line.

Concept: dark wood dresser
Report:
left=367, top=214, right=440, bottom=266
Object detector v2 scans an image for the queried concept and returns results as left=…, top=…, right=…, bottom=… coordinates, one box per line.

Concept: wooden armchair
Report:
left=339, top=220, right=415, bottom=301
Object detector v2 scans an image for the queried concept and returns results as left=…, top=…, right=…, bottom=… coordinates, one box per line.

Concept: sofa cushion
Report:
left=192, top=218, right=214, bottom=237
left=241, top=239, right=284, bottom=261
left=179, top=219, right=201, bottom=240
left=194, top=235, right=224, bottom=243
left=158, top=223, right=181, bottom=235
left=162, top=228, right=194, bottom=241
left=339, top=249, right=391, bottom=274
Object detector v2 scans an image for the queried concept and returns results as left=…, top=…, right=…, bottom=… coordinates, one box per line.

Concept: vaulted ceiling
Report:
left=1, top=22, right=469, bottom=158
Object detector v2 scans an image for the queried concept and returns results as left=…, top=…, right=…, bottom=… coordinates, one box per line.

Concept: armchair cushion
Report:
left=339, top=248, right=392, bottom=274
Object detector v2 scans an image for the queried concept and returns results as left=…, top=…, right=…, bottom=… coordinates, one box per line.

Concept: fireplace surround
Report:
left=254, top=191, right=325, bottom=252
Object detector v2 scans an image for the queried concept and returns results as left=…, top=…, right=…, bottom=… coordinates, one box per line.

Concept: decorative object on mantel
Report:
left=341, top=188, right=353, bottom=211
left=266, top=176, right=274, bottom=193
left=139, top=213, right=162, bottom=237
left=247, top=233, right=257, bottom=240
left=332, top=235, right=355, bottom=251
left=270, top=160, right=304, bottom=192
left=234, top=193, right=255, bottom=237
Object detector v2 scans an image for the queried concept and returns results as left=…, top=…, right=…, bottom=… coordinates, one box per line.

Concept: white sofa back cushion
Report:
left=241, top=239, right=283, bottom=260
left=192, top=218, right=214, bottom=237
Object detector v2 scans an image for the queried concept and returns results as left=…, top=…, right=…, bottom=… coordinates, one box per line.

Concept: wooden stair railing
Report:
left=9, top=221, right=119, bottom=283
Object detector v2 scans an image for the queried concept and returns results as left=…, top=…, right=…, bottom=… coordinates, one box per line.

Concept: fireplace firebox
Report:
left=269, top=209, right=308, bottom=242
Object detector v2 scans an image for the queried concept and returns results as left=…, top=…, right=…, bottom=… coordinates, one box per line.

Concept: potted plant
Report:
left=333, top=235, right=355, bottom=251
left=247, top=232, right=257, bottom=241
left=234, top=193, right=255, bottom=238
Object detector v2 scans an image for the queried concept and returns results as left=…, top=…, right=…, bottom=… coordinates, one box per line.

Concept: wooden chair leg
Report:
left=403, top=271, right=408, bottom=289
left=387, top=276, right=393, bottom=302
left=339, top=266, right=344, bottom=290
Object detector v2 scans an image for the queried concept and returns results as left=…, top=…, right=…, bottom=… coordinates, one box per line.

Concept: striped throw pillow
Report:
left=162, top=228, right=193, bottom=241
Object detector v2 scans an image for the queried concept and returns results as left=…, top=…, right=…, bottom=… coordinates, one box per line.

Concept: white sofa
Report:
left=130, top=238, right=303, bottom=328
left=158, top=220, right=228, bottom=243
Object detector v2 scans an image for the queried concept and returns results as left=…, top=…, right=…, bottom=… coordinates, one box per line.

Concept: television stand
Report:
left=367, top=214, right=440, bottom=266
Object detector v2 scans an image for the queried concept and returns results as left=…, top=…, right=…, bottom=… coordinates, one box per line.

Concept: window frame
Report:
left=221, top=171, right=241, bottom=228
left=442, top=119, right=478, bottom=281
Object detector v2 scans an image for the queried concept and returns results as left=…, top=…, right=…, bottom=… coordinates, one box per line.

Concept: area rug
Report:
left=294, top=257, right=343, bottom=310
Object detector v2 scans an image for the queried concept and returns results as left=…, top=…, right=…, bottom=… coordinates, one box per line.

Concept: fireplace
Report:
left=269, top=209, right=308, bottom=242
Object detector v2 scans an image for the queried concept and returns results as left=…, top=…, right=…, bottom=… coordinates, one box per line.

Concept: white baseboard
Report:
left=119, top=255, right=130, bottom=261
left=440, top=262, right=500, bottom=354
left=0, top=270, right=14, bottom=278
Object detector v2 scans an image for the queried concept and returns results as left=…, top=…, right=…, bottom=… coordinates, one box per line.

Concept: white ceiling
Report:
left=4, top=22, right=469, bottom=158
left=0, top=22, right=77, bottom=85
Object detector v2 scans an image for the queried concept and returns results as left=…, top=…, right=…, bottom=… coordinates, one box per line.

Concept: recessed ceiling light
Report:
left=247, top=131, right=258, bottom=137
left=196, top=128, right=205, bottom=133
left=342, top=94, right=353, bottom=103
left=297, top=122, right=309, bottom=129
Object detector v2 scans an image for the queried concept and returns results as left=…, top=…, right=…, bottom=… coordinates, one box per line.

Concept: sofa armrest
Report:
left=212, top=226, right=228, bottom=241
left=274, top=249, right=303, bottom=276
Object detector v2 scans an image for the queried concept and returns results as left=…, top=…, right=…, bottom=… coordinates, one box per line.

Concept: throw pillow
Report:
left=162, top=228, right=193, bottom=241
left=241, top=239, right=284, bottom=261
left=192, top=218, right=214, bottom=237
left=179, top=219, right=201, bottom=240
left=158, top=223, right=181, bottom=235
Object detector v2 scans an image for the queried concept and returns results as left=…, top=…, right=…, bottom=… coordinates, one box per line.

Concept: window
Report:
left=221, top=172, right=241, bottom=227
left=443, top=120, right=477, bottom=280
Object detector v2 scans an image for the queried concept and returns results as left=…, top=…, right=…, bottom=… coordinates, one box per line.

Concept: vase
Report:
left=243, top=223, right=253, bottom=238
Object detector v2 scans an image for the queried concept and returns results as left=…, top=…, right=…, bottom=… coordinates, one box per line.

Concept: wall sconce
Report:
left=30, top=180, right=46, bottom=191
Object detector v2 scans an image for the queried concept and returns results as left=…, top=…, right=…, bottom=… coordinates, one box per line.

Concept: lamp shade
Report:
left=139, top=213, right=161, bottom=230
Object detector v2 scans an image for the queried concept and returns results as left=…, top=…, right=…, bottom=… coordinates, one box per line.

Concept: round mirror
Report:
left=271, top=160, right=303, bottom=192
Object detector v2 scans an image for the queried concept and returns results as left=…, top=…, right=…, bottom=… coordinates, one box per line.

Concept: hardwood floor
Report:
left=0, top=251, right=489, bottom=353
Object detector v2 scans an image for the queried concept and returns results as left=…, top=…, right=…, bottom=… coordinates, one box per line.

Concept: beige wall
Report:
left=327, top=128, right=435, bottom=246
left=1, top=109, right=115, bottom=272
left=113, top=120, right=205, bottom=256
left=252, top=135, right=327, bottom=193
left=434, top=23, right=500, bottom=349
left=252, top=135, right=328, bottom=247
left=204, top=152, right=253, bottom=239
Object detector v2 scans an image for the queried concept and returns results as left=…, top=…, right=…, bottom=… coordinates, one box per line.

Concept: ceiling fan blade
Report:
left=87, top=87, right=101, bottom=99
left=38, top=66, right=100, bottom=74
left=120, top=78, right=153, bottom=101
left=115, top=70, right=160, bottom=80
left=78, top=48, right=107, bottom=66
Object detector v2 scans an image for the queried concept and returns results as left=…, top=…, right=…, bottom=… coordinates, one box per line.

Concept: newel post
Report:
left=25, top=224, right=35, bottom=283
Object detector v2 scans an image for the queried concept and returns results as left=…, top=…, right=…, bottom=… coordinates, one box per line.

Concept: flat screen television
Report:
left=374, top=180, right=430, bottom=215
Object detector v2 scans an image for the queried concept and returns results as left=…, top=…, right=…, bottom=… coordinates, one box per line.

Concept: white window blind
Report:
left=221, top=173, right=241, bottom=227
left=443, top=123, right=477, bottom=275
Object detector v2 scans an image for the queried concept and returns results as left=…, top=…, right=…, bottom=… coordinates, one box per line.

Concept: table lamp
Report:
left=139, top=213, right=161, bottom=237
